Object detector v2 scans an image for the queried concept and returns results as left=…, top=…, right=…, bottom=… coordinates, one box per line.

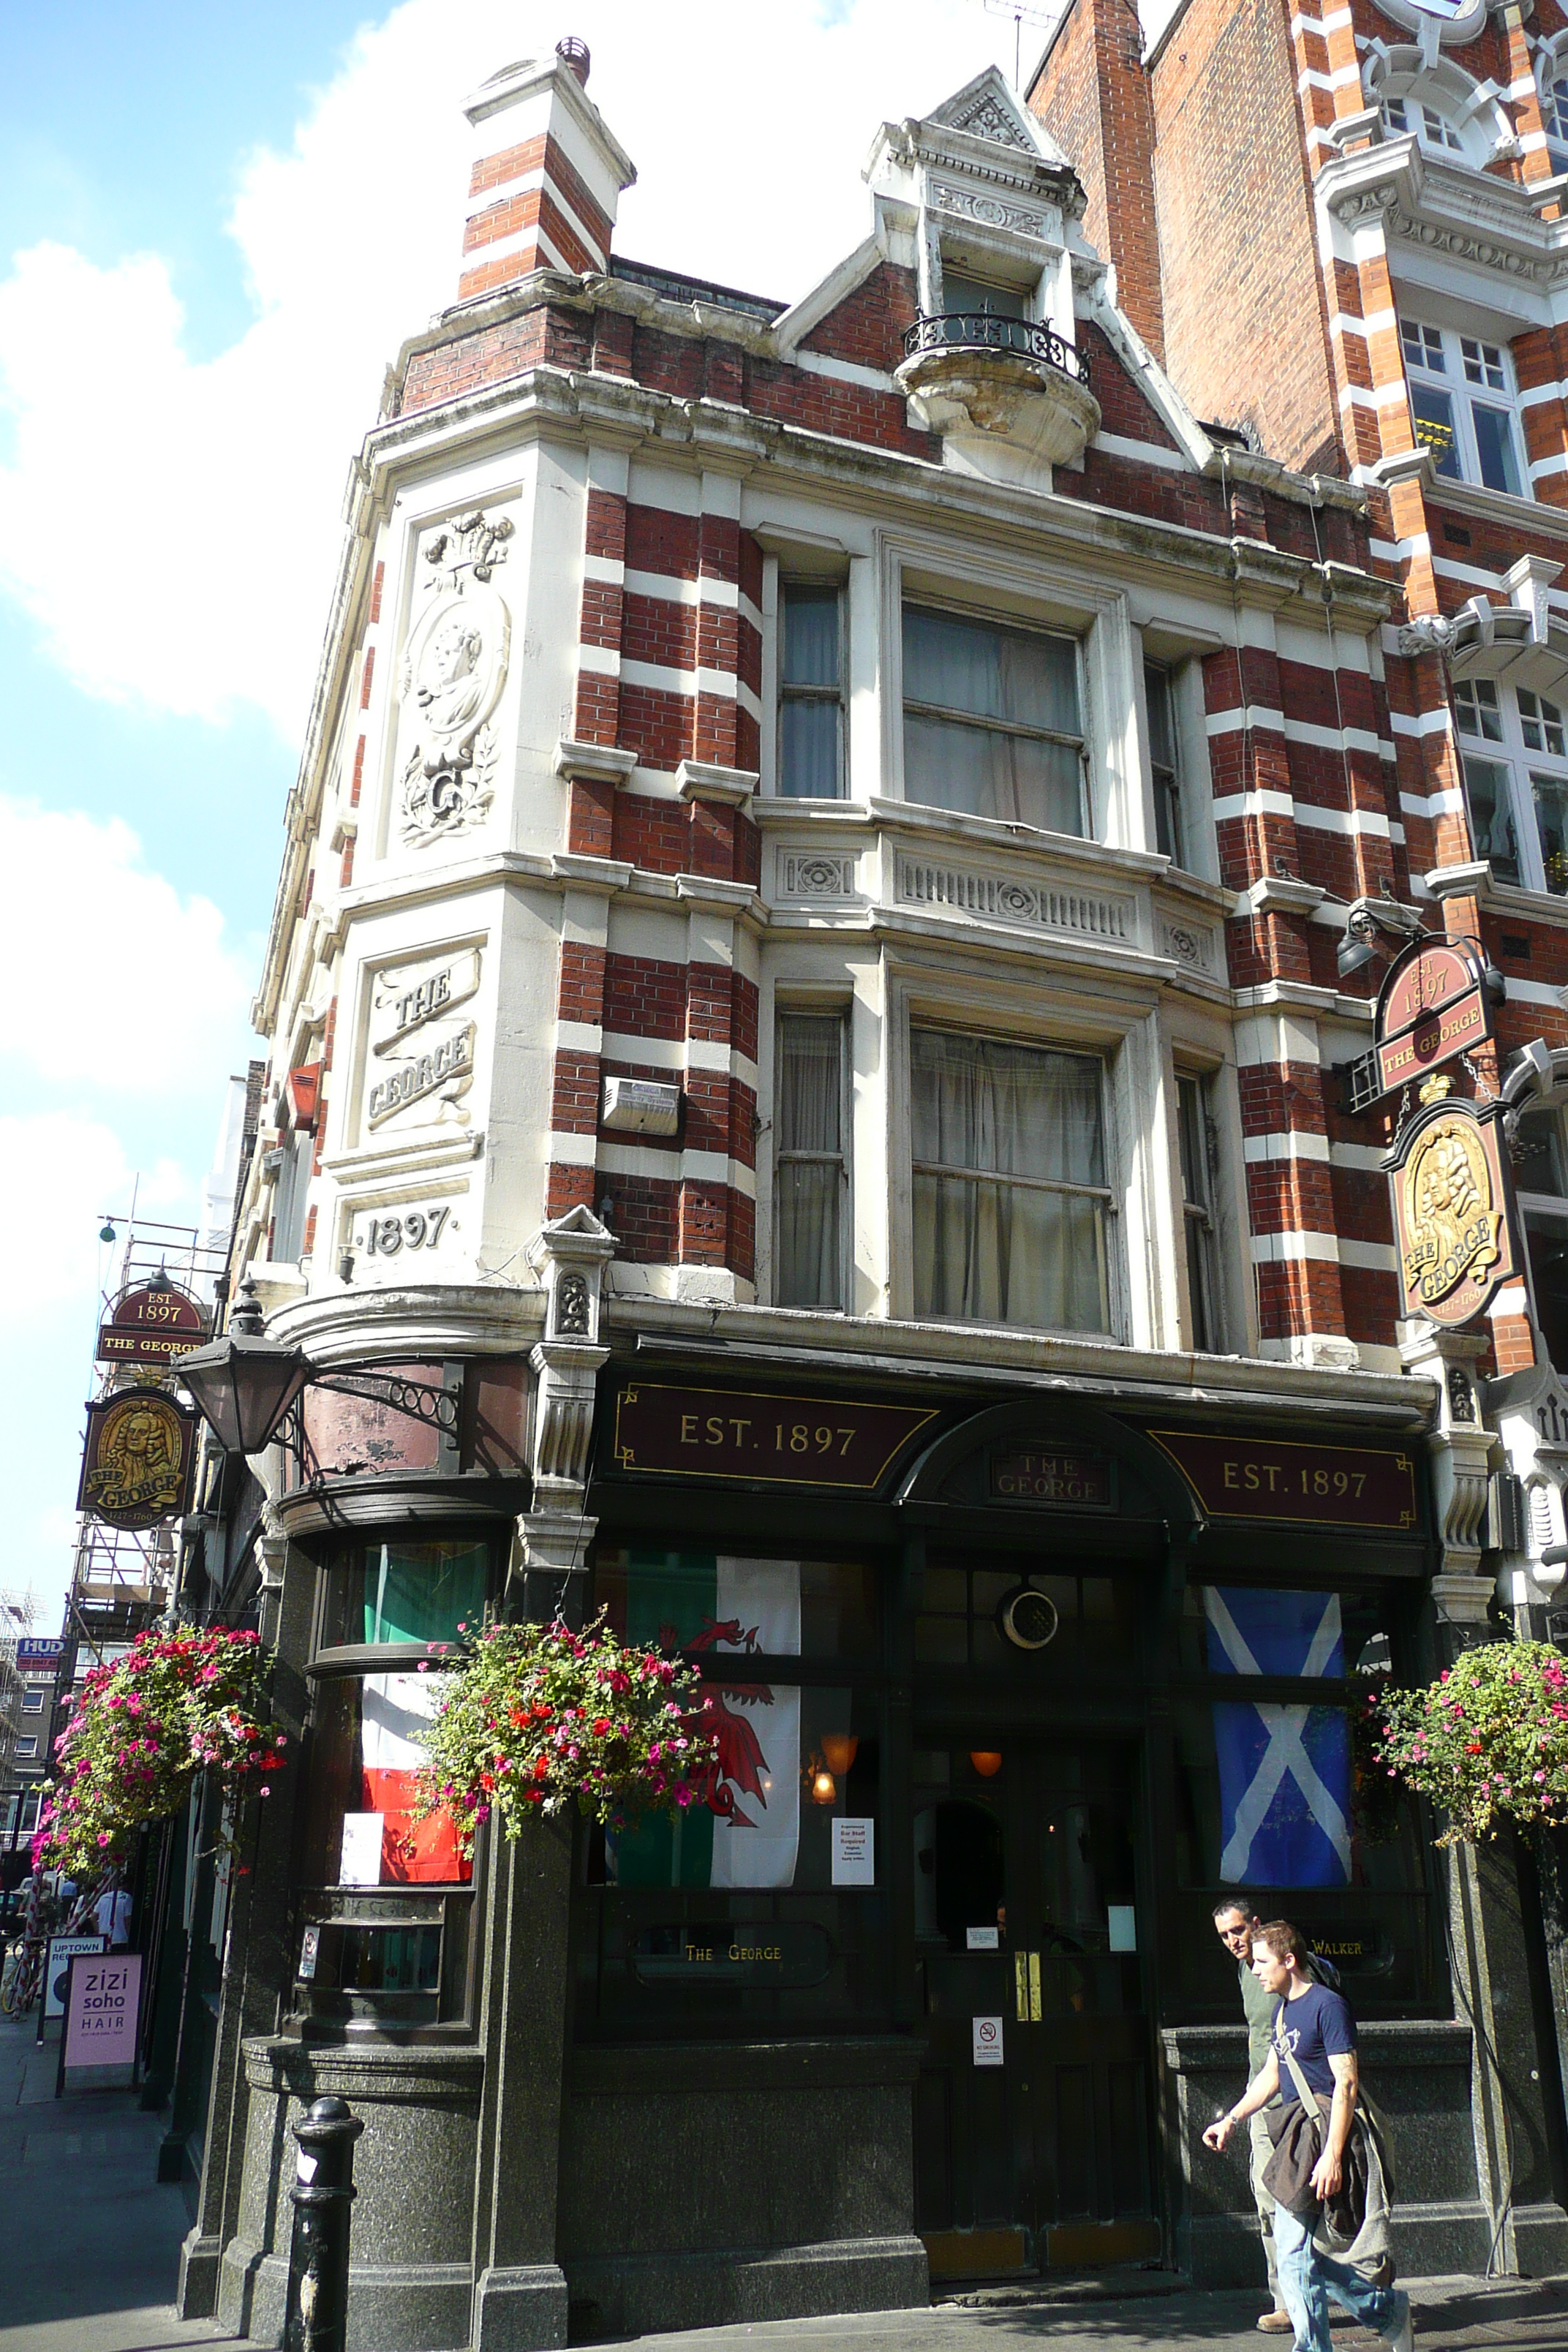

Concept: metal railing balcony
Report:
left=902, top=311, right=1091, bottom=388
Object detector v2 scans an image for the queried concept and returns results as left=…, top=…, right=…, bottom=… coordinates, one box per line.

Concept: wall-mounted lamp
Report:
left=969, top=1750, right=1003, bottom=1779
left=806, top=1751, right=837, bottom=1806
left=821, top=1734, right=859, bottom=1777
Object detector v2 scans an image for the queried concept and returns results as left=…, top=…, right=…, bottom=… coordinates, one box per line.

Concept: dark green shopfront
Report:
left=182, top=1354, right=1568, bottom=2348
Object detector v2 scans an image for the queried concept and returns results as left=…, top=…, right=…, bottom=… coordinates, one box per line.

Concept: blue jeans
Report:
left=1273, top=2201, right=1394, bottom=2351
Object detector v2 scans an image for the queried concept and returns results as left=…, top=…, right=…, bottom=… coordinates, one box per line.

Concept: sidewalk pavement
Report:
left=0, top=2009, right=239, bottom=2352
left=4, top=2004, right=1568, bottom=2351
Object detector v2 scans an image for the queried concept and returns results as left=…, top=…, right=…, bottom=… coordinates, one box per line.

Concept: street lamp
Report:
left=176, top=1279, right=310, bottom=1457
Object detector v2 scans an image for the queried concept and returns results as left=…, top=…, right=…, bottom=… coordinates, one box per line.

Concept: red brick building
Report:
left=173, top=42, right=1566, bottom=2346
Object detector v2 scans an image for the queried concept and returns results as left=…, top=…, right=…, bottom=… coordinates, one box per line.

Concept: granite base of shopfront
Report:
left=559, top=2038, right=928, bottom=2337
left=217, top=2040, right=483, bottom=2351
left=1162, top=2019, right=1542, bottom=2287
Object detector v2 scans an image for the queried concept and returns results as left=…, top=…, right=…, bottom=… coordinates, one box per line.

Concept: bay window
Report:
left=911, top=1028, right=1113, bottom=1333
left=1454, top=675, right=1568, bottom=894
left=902, top=603, right=1086, bottom=835
left=774, top=1013, right=848, bottom=1309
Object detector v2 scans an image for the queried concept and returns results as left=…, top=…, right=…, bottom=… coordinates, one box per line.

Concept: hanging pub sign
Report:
left=95, top=1281, right=208, bottom=1368
left=1384, top=1081, right=1519, bottom=1328
left=1373, top=935, right=1493, bottom=1102
left=77, top=1388, right=197, bottom=1529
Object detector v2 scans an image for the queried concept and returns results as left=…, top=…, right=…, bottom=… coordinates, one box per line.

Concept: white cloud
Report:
left=0, top=0, right=1017, bottom=737
left=0, top=796, right=252, bottom=1090
left=0, top=1113, right=189, bottom=1319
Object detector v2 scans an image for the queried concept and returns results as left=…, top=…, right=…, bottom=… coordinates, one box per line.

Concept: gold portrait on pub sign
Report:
left=79, top=1390, right=192, bottom=1529
left=1395, top=1107, right=1511, bottom=1325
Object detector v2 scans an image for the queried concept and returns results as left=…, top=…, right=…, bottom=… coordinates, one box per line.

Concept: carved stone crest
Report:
left=397, top=510, right=513, bottom=848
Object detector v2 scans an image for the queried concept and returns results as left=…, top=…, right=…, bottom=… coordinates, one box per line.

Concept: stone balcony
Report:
left=894, top=309, right=1101, bottom=475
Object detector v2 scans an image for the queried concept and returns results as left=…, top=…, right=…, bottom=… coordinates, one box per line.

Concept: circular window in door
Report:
left=998, top=1583, right=1060, bottom=1651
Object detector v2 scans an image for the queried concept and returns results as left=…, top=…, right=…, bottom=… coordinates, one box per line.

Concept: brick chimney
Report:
left=1028, top=0, right=1164, bottom=360
left=457, top=42, right=637, bottom=302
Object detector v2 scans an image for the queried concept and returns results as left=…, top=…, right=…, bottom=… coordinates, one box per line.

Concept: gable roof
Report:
left=928, top=63, right=1071, bottom=168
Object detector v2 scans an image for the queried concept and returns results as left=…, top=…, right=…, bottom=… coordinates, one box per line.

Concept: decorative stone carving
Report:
left=930, top=177, right=1050, bottom=240
left=365, top=946, right=481, bottom=1134
left=780, top=852, right=856, bottom=897
left=519, top=1207, right=616, bottom=1579
left=1401, top=1320, right=1497, bottom=1600
left=554, top=1273, right=590, bottom=1337
left=1160, top=920, right=1215, bottom=971
left=941, top=89, right=1036, bottom=151
left=1397, top=612, right=1459, bottom=657
left=897, top=855, right=1134, bottom=944
left=396, top=510, right=513, bottom=847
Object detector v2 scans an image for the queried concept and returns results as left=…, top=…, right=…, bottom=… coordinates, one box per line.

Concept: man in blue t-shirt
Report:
left=1204, top=1920, right=1411, bottom=2352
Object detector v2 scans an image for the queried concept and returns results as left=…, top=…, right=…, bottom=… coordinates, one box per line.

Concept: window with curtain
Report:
left=902, top=604, right=1085, bottom=835
left=776, top=1014, right=847, bottom=1308
left=1177, top=1074, right=1221, bottom=1353
left=911, top=1030, right=1112, bottom=1333
left=778, top=584, right=844, bottom=798
left=1145, top=663, right=1183, bottom=864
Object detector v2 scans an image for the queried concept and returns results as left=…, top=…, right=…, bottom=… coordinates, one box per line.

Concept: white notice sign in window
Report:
left=973, top=2015, right=1004, bottom=2067
left=339, top=1812, right=385, bottom=1887
left=832, top=1817, right=875, bottom=1886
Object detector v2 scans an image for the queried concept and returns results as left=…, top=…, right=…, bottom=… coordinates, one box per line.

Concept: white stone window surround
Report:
left=1400, top=312, right=1530, bottom=501
left=1364, top=45, right=1520, bottom=173
left=880, top=966, right=1196, bottom=1354
left=881, top=539, right=1152, bottom=863
left=1452, top=673, right=1568, bottom=897
left=1534, top=31, right=1568, bottom=174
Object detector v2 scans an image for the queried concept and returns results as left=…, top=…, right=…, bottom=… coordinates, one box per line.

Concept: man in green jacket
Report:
left=1214, top=1899, right=1292, bottom=2334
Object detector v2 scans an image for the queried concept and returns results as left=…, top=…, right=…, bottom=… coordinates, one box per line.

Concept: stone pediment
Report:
left=929, top=66, right=1068, bottom=167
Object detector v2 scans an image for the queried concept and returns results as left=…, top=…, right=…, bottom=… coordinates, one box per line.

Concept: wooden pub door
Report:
left=913, top=1739, right=1159, bottom=2278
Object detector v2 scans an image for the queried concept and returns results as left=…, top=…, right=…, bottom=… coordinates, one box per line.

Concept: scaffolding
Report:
left=66, top=1213, right=226, bottom=1665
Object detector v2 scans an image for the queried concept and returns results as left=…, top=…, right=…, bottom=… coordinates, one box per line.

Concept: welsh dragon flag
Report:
left=609, top=1553, right=801, bottom=1889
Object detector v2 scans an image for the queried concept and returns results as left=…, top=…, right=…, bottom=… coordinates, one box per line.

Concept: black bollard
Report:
left=284, top=2094, right=364, bottom=2352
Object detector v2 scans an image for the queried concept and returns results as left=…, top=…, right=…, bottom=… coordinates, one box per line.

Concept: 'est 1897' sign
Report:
left=1148, top=1431, right=1418, bottom=1529
left=611, top=1383, right=938, bottom=1488
left=1373, top=937, right=1493, bottom=1102
left=95, top=1281, right=207, bottom=1367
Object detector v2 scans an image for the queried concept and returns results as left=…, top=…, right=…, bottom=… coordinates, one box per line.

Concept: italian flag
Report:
left=358, top=1671, right=469, bottom=1884
left=611, top=1553, right=800, bottom=1889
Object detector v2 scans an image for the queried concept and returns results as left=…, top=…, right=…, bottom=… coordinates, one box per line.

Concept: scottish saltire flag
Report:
left=1205, top=1588, right=1351, bottom=1889
left=610, top=1553, right=801, bottom=1889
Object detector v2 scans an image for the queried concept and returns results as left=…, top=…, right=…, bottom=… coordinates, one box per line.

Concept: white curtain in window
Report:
left=903, top=607, right=1082, bottom=834
left=911, top=1033, right=1108, bottom=1331
left=777, top=1017, right=843, bottom=1307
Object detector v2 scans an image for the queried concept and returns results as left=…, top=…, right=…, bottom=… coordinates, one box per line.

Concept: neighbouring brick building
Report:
left=172, top=38, right=1568, bottom=2350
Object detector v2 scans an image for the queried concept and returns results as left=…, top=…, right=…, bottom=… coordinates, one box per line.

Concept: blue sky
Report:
left=0, top=0, right=1041, bottom=1631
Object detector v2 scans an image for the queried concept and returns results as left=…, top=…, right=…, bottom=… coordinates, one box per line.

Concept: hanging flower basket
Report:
left=412, top=1613, right=719, bottom=1855
left=34, top=1625, right=285, bottom=1877
left=1375, top=1640, right=1568, bottom=1846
